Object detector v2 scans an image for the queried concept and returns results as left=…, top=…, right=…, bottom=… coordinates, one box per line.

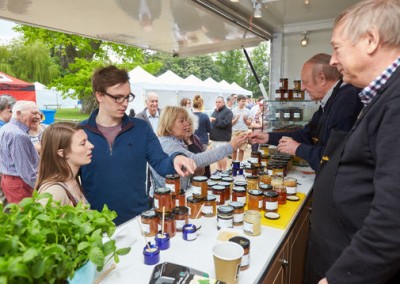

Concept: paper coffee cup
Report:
left=212, top=242, right=244, bottom=284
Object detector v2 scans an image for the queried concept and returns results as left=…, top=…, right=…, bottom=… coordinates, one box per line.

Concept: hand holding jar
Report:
left=277, top=136, right=300, bottom=156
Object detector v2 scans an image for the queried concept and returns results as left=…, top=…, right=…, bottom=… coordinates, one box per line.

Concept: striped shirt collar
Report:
left=359, top=57, right=400, bottom=106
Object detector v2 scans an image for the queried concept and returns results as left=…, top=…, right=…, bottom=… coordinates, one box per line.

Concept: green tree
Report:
left=215, top=50, right=247, bottom=86
left=245, top=42, right=270, bottom=99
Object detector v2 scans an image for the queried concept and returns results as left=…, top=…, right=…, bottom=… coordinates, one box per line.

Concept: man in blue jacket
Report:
left=80, top=66, right=195, bottom=225
left=249, top=53, right=362, bottom=171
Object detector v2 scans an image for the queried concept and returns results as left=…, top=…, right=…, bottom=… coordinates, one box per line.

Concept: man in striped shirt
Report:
left=0, top=100, right=39, bottom=203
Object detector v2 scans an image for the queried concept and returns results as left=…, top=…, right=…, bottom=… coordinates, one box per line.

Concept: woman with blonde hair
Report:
left=150, top=106, right=246, bottom=191
left=36, top=122, right=94, bottom=206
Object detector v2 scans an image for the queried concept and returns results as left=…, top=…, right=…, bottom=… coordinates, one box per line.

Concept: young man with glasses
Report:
left=80, top=65, right=196, bottom=225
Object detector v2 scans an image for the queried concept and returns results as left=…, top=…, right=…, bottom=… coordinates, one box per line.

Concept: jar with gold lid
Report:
left=192, top=176, right=208, bottom=198
left=247, top=189, right=263, bottom=211
left=165, top=174, right=180, bottom=196
left=154, top=188, right=173, bottom=213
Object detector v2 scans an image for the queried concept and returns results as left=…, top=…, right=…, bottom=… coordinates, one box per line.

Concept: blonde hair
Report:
left=157, top=106, right=189, bottom=137
left=334, top=0, right=400, bottom=47
left=192, top=94, right=203, bottom=109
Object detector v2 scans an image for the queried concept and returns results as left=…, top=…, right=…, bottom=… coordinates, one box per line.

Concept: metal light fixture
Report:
left=230, top=0, right=240, bottom=2
left=301, top=31, right=309, bottom=46
left=254, top=3, right=263, bottom=18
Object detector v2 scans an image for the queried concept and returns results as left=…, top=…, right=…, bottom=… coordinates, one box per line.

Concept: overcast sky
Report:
left=0, top=19, right=19, bottom=44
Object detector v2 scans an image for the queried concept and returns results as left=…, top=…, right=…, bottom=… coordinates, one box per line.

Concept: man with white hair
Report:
left=0, top=100, right=40, bottom=203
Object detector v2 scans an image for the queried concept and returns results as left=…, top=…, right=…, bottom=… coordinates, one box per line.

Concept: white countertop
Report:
left=96, top=167, right=315, bottom=284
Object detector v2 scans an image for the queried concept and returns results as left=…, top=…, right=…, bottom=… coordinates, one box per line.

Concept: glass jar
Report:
left=263, top=191, right=279, bottom=212
left=250, top=151, right=261, bottom=167
left=243, top=210, right=261, bottom=236
left=202, top=195, right=217, bottom=217
left=273, top=163, right=284, bottom=176
left=275, top=89, right=283, bottom=100
left=158, top=212, right=176, bottom=238
left=271, top=175, right=284, bottom=187
left=234, top=180, right=247, bottom=190
left=210, top=175, right=222, bottom=183
left=229, top=201, right=245, bottom=226
left=221, top=177, right=234, bottom=196
left=259, top=171, right=271, bottom=185
left=186, top=196, right=204, bottom=219
left=219, top=181, right=231, bottom=202
left=229, top=236, right=250, bottom=271
left=293, top=80, right=301, bottom=91
left=154, top=188, right=173, bottom=213
left=140, top=209, right=159, bottom=237
left=217, top=205, right=234, bottom=230
left=246, top=175, right=259, bottom=190
left=259, top=144, right=269, bottom=155
left=143, top=244, right=160, bottom=265
left=172, top=206, right=189, bottom=231
left=232, top=186, right=247, bottom=205
left=279, top=78, right=288, bottom=90
left=207, top=180, right=218, bottom=195
left=267, top=162, right=274, bottom=176
left=259, top=183, right=273, bottom=193
left=248, top=190, right=263, bottom=211
left=192, top=176, right=208, bottom=198
left=212, top=185, right=226, bottom=205
left=165, top=174, right=180, bottom=196
left=260, top=155, right=269, bottom=168
left=174, top=189, right=186, bottom=207
left=284, top=177, right=297, bottom=195
left=243, top=164, right=252, bottom=177
left=274, top=184, right=287, bottom=205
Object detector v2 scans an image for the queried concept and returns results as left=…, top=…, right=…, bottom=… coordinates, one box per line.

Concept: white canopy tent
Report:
left=34, top=82, right=80, bottom=110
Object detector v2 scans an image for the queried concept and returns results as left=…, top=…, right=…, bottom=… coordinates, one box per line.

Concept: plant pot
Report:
left=68, top=261, right=96, bottom=284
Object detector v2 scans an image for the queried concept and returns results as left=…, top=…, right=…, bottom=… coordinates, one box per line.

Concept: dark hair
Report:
left=237, top=94, right=246, bottom=101
left=180, top=98, right=191, bottom=107
left=91, top=65, right=130, bottom=94
left=192, top=94, right=203, bottom=109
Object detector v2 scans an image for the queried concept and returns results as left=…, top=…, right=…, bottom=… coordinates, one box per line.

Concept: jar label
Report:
left=192, top=185, right=201, bottom=195
left=275, top=113, right=281, bottom=119
left=265, top=201, right=278, bottom=210
left=243, top=221, right=254, bottom=234
left=176, top=219, right=185, bottom=230
left=284, top=113, right=290, bottom=118
left=267, top=169, right=273, bottom=175
left=261, top=161, right=267, bottom=167
left=294, top=113, right=300, bottom=118
left=218, top=218, right=233, bottom=228
left=241, top=254, right=250, bottom=266
left=203, top=205, right=214, bottom=215
left=234, top=213, right=244, bottom=223
left=248, top=157, right=258, bottom=164
left=186, top=232, right=196, bottom=241
left=154, top=199, right=159, bottom=209
left=175, top=199, right=180, bottom=207
left=142, top=223, right=150, bottom=234
left=215, top=195, right=221, bottom=203
left=258, top=200, right=263, bottom=209
left=165, top=183, right=175, bottom=194
left=237, top=196, right=246, bottom=204
left=286, top=186, right=297, bottom=194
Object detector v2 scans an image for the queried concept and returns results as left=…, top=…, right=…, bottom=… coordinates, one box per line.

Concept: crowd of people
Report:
left=1, top=0, right=400, bottom=281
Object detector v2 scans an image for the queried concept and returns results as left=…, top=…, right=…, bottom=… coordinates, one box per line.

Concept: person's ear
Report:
left=57, top=149, right=64, bottom=158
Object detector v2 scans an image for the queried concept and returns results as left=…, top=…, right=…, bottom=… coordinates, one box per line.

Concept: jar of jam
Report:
left=207, top=180, right=218, bottom=195
left=267, top=162, right=274, bottom=176
left=172, top=206, right=189, bottom=231
left=275, top=89, right=283, bottom=100
left=212, top=185, right=226, bottom=205
left=250, top=163, right=259, bottom=176
left=259, top=171, right=271, bottom=185
left=174, top=189, right=186, bottom=207
left=158, top=212, right=176, bottom=238
left=250, top=151, right=261, bottom=167
left=271, top=175, right=284, bottom=187
left=192, top=176, right=208, bottom=198
left=165, top=174, right=180, bottom=196
left=243, top=164, right=252, bottom=177
left=263, top=191, right=279, bottom=212
left=243, top=210, right=261, bottom=236
left=273, top=163, right=284, bottom=176
left=284, top=177, right=297, bottom=195
left=274, top=184, right=287, bottom=205
left=221, top=177, right=233, bottom=192
left=259, top=183, right=273, bottom=193
left=202, top=195, right=217, bottom=217
left=234, top=180, right=247, bottom=190
left=232, top=186, right=247, bottom=205
left=261, top=155, right=269, bottom=168
left=229, top=236, right=250, bottom=271
left=210, top=175, right=222, bottom=183
left=187, top=196, right=203, bottom=219
left=280, top=78, right=288, bottom=90
left=246, top=175, right=259, bottom=190
left=140, top=209, right=159, bottom=237
left=154, top=188, right=173, bottom=213
left=217, top=205, right=234, bottom=230
left=248, top=190, right=263, bottom=211
left=229, top=201, right=245, bottom=226
left=219, top=181, right=231, bottom=202
left=293, top=80, right=301, bottom=90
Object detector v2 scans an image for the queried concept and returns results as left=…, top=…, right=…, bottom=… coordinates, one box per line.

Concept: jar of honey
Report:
left=165, top=174, right=180, bottom=196
left=192, top=176, right=208, bottom=198
left=202, top=195, right=217, bottom=217
left=274, top=184, right=287, bottom=205
left=259, top=183, right=273, bottom=193
left=280, top=78, right=288, bottom=90
left=157, top=212, right=176, bottom=238
left=172, top=206, right=189, bottom=231
left=232, top=186, right=247, bottom=205
left=140, top=209, right=159, bottom=237
left=219, top=181, right=231, bottom=202
left=217, top=205, right=234, bottom=230
left=212, top=185, right=226, bottom=205
left=263, top=191, right=279, bottom=212
left=284, top=177, right=297, bottom=195
left=246, top=175, right=259, bottom=190
left=259, top=171, right=271, bottom=185
left=234, top=180, right=247, bottom=190
left=154, top=188, right=173, bottom=213
left=247, top=190, right=263, bottom=211
left=271, top=175, right=284, bottom=187
left=259, top=144, right=269, bottom=155
left=229, top=201, right=245, bottom=226
left=174, top=189, right=186, bottom=207
left=187, top=196, right=203, bottom=219
left=207, top=180, right=218, bottom=195
left=250, top=151, right=261, bottom=167
left=243, top=210, right=261, bottom=236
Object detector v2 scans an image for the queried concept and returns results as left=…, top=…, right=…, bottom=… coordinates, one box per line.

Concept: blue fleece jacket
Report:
left=80, top=109, right=179, bottom=225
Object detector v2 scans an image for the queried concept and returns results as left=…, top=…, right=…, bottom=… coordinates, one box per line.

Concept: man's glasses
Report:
left=103, top=92, right=135, bottom=103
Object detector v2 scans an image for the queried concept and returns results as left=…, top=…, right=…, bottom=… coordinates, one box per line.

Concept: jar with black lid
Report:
left=248, top=189, right=263, bottom=211
left=260, top=183, right=273, bottom=193
left=234, top=180, right=247, bottom=190
left=259, top=171, right=271, bottom=185
left=232, top=186, right=247, bottom=205
left=210, top=175, right=222, bottom=183
left=192, top=176, right=208, bottom=198
left=186, top=196, right=204, bottom=219
left=259, top=144, right=269, bottom=155
left=229, top=236, right=250, bottom=271
left=172, top=206, right=189, bottom=231
left=229, top=201, right=245, bottom=226
left=219, top=181, right=231, bottom=202
left=212, top=185, right=226, bottom=205
left=158, top=212, right=176, bottom=238
left=217, top=205, right=234, bottom=230
left=154, top=188, right=173, bottom=213
left=207, top=180, right=218, bottom=195
left=165, top=174, right=180, bottom=196
left=141, top=209, right=159, bottom=237
left=263, top=191, right=279, bottom=212
left=202, top=195, right=217, bottom=217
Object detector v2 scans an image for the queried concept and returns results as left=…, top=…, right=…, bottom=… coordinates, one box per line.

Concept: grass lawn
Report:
left=54, top=108, right=89, bottom=122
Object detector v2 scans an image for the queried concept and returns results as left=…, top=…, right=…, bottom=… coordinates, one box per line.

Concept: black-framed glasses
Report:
left=102, top=92, right=135, bottom=103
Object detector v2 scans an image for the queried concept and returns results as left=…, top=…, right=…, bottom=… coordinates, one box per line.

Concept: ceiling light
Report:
left=254, top=3, right=262, bottom=18
left=230, top=0, right=240, bottom=2
left=301, top=31, right=309, bottom=46
left=304, top=0, right=310, bottom=4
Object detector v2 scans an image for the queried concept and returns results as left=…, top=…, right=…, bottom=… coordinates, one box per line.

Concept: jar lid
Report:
left=207, top=181, right=218, bottom=187
left=154, top=187, right=171, bottom=194
left=232, top=186, right=246, bottom=192
left=166, top=174, right=179, bottom=179
left=210, top=175, right=222, bottom=181
left=246, top=175, right=258, bottom=180
left=263, top=191, right=278, bottom=198
left=219, top=181, right=230, bottom=187
left=234, top=181, right=247, bottom=187
left=221, top=177, right=233, bottom=182
left=220, top=173, right=230, bottom=178
left=212, top=185, right=225, bottom=191
left=260, top=184, right=273, bottom=191
left=187, top=196, right=203, bottom=203
left=229, top=201, right=244, bottom=209
left=261, top=154, right=270, bottom=158
left=248, top=189, right=263, bottom=196
left=141, top=209, right=157, bottom=219
left=229, top=236, right=250, bottom=249
left=217, top=205, right=234, bottom=214
left=258, top=171, right=268, bottom=175
left=251, top=151, right=261, bottom=155
left=192, top=176, right=207, bottom=182
left=172, top=206, right=189, bottom=215
left=203, top=194, right=217, bottom=202
left=259, top=144, right=269, bottom=148
left=157, top=212, right=175, bottom=220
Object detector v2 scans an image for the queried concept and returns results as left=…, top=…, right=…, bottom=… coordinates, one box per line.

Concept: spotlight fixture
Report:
left=304, top=0, right=310, bottom=4
left=230, top=0, right=239, bottom=2
left=254, top=3, right=262, bottom=18
left=301, top=31, right=309, bottom=46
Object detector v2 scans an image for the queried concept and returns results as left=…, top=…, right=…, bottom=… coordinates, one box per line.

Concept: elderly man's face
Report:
left=146, top=94, right=159, bottom=116
left=18, top=105, right=40, bottom=128
left=215, top=98, right=225, bottom=110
